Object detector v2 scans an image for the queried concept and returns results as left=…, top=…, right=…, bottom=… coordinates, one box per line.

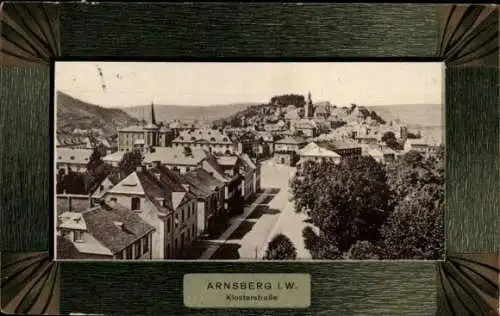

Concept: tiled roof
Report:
left=239, top=153, right=257, bottom=170
left=82, top=201, right=155, bottom=254
left=275, top=136, right=306, bottom=145
left=58, top=212, right=87, bottom=230
left=103, top=151, right=127, bottom=163
left=293, top=119, right=317, bottom=129
left=173, top=128, right=232, bottom=144
left=57, top=148, right=93, bottom=165
left=202, top=156, right=230, bottom=183
left=216, top=156, right=239, bottom=167
left=299, top=142, right=340, bottom=158
left=319, top=138, right=361, bottom=150
left=144, top=146, right=208, bottom=166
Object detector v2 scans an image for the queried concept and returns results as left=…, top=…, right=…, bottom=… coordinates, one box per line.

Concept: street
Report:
left=201, top=159, right=313, bottom=260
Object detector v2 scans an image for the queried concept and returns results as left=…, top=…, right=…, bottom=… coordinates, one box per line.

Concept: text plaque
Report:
left=184, top=273, right=311, bottom=308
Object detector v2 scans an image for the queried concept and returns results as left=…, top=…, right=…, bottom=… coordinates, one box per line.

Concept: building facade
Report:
left=118, top=103, right=175, bottom=152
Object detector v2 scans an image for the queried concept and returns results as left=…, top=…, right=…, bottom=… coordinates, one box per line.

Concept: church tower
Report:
left=144, top=102, right=159, bottom=149
left=305, top=91, right=314, bottom=118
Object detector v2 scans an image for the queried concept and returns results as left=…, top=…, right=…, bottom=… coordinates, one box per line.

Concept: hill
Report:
left=56, top=91, right=140, bottom=136
left=367, top=104, right=444, bottom=128
left=120, top=103, right=258, bottom=123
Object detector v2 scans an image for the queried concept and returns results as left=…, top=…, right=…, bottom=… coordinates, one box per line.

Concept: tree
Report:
left=386, top=150, right=443, bottom=204
left=345, top=240, right=380, bottom=260
left=270, top=94, right=306, bottom=107
left=302, top=227, right=342, bottom=259
left=263, top=234, right=297, bottom=260
left=379, top=183, right=444, bottom=259
left=381, top=131, right=400, bottom=150
left=290, top=157, right=392, bottom=252
left=87, top=148, right=103, bottom=173
left=118, top=150, right=143, bottom=175
left=62, top=171, right=86, bottom=194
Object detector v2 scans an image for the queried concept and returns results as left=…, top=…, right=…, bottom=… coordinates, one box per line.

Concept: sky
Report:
left=55, top=62, right=443, bottom=108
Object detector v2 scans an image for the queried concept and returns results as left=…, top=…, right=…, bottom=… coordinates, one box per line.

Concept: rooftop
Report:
left=275, top=135, right=307, bottom=145
left=173, top=128, right=232, bottom=144
left=56, top=148, right=94, bottom=165
left=81, top=201, right=156, bottom=254
left=299, top=142, right=340, bottom=158
left=143, top=146, right=208, bottom=166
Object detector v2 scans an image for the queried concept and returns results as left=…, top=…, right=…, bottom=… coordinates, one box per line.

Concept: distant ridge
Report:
left=366, top=103, right=443, bottom=127
left=120, top=103, right=259, bottom=123
left=56, top=91, right=140, bottom=136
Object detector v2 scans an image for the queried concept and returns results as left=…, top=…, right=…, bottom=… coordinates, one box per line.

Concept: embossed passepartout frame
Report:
left=1, top=3, right=498, bottom=315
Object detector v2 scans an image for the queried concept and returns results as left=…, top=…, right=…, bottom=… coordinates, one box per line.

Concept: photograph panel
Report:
left=53, top=62, right=444, bottom=261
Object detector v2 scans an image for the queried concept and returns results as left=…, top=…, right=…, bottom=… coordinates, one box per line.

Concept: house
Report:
left=404, top=138, right=442, bottom=154
left=103, top=166, right=198, bottom=259
left=182, top=168, right=225, bottom=236
left=56, top=148, right=94, bottom=174
left=90, top=172, right=122, bottom=201
left=381, top=146, right=396, bottom=163
left=202, top=156, right=243, bottom=215
left=317, top=138, right=362, bottom=158
left=274, top=136, right=307, bottom=166
left=297, top=142, right=341, bottom=167
left=235, top=131, right=264, bottom=158
left=367, top=147, right=385, bottom=164
left=56, top=200, right=155, bottom=260
left=143, top=146, right=209, bottom=174
left=56, top=134, right=89, bottom=149
left=102, top=150, right=127, bottom=168
left=172, top=128, right=235, bottom=154
left=239, top=153, right=261, bottom=197
left=291, top=119, right=318, bottom=137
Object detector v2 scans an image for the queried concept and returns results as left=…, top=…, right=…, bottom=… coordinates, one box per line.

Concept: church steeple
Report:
left=305, top=91, right=313, bottom=118
left=149, top=102, right=157, bottom=125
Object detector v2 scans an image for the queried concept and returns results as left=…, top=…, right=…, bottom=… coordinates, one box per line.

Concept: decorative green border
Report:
left=1, top=3, right=498, bottom=315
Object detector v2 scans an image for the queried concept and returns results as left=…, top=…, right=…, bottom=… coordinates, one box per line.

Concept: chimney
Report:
left=136, top=166, right=143, bottom=172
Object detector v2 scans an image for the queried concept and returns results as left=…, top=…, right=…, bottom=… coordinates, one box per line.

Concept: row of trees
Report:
left=290, top=148, right=444, bottom=260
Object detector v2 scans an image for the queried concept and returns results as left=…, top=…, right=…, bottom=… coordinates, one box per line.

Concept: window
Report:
left=134, top=241, right=141, bottom=259
left=131, top=197, right=141, bottom=210
left=192, top=224, right=195, bottom=238
left=166, top=244, right=171, bottom=259
left=142, top=235, right=149, bottom=254
left=167, top=218, right=171, bottom=233
left=74, top=230, right=84, bottom=242
left=187, top=228, right=190, bottom=241
left=182, top=209, right=185, bottom=222
left=125, top=246, right=133, bottom=259
left=99, top=185, right=104, bottom=192
left=110, top=197, right=117, bottom=202
left=70, top=156, right=75, bottom=160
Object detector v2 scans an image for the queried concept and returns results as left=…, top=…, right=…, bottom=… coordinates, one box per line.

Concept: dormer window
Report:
left=70, top=156, right=75, bottom=160
left=74, top=230, right=84, bottom=242
left=223, top=138, right=228, bottom=142
left=191, top=137, right=196, bottom=141
left=210, top=137, right=216, bottom=142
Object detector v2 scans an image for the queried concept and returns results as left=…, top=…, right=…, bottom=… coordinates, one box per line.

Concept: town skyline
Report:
left=55, top=62, right=443, bottom=108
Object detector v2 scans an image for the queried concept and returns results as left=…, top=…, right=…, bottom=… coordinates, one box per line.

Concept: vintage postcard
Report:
left=54, top=61, right=444, bottom=261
